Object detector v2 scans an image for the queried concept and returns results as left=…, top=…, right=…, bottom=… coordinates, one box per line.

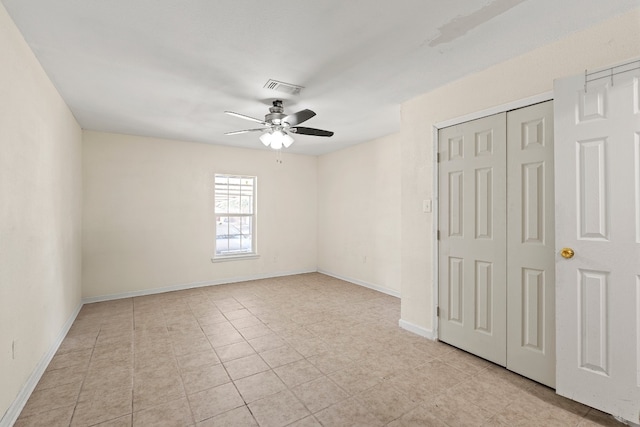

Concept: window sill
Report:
left=211, top=254, right=260, bottom=263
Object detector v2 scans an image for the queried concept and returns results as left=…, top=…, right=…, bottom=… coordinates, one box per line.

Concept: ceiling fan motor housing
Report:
left=266, top=100, right=286, bottom=125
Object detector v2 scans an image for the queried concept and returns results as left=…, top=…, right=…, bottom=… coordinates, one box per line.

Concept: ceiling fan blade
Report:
left=291, top=127, right=334, bottom=137
left=224, top=128, right=270, bottom=136
left=283, top=109, right=316, bottom=126
left=224, top=111, right=267, bottom=125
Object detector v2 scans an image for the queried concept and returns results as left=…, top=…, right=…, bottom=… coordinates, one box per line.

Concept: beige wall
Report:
left=82, top=131, right=318, bottom=299
left=2, top=4, right=639, bottom=420
left=399, top=8, right=640, bottom=333
left=0, top=3, right=82, bottom=422
left=317, top=136, right=401, bottom=295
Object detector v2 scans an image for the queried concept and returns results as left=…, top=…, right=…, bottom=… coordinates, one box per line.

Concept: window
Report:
left=214, top=174, right=257, bottom=259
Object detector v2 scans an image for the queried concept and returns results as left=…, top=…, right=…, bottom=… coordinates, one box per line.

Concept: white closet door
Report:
left=506, top=101, right=556, bottom=387
left=438, top=113, right=507, bottom=366
left=554, top=70, right=640, bottom=423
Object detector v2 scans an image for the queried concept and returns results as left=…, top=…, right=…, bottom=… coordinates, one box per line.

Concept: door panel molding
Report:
left=578, top=269, right=610, bottom=375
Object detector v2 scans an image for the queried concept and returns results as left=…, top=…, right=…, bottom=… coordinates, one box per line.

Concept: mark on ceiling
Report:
left=429, top=0, right=527, bottom=47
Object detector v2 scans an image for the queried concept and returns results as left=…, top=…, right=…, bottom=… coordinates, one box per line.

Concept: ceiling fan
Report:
left=224, top=100, right=334, bottom=149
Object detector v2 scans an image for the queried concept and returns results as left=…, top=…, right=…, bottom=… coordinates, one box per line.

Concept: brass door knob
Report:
left=560, top=248, right=575, bottom=259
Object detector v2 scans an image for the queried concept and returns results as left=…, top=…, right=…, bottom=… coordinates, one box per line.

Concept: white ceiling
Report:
left=3, top=0, right=639, bottom=155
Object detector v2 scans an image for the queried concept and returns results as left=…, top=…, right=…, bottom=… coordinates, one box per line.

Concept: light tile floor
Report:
left=15, top=273, right=623, bottom=426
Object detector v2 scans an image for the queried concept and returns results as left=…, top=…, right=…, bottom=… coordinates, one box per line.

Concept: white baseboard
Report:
left=316, top=270, right=401, bottom=298
left=399, top=318, right=436, bottom=341
left=0, top=302, right=83, bottom=427
left=615, top=416, right=640, bottom=427
left=82, top=269, right=317, bottom=304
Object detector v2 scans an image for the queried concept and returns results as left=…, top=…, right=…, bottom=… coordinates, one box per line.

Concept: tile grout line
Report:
left=197, top=294, right=257, bottom=425
left=68, top=323, right=99, bottom=426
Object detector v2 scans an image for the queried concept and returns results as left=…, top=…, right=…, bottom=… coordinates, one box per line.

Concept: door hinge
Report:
left=437, top=230, right=440, bottom=240
left=436, top=306, right=440, bottom=317
left=437, top=153, right=440, bottom=163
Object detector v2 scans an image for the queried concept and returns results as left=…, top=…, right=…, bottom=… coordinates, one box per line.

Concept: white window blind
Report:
left=214, top=174, right=256, bottom=258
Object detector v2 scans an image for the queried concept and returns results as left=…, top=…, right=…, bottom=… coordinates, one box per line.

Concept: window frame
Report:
left=212, top=173, right=258, bottom=261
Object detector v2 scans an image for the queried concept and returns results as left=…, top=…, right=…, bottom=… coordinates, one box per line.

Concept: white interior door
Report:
left=438, top=113, right=508, bottom=366
left=506, top=101, right=556, bottom=388
left=554, top=69, right=640, bottom=424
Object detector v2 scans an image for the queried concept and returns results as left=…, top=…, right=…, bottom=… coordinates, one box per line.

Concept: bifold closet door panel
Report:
left=505, top=100, right=556, bottom=388
left=438, top=112, right=507, bottom=366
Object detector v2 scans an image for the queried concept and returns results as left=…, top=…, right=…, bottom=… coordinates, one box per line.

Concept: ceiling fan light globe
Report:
left=282, top=133, right=294, bottom=148
left=269, top=130, right=285, bottom=149
left=259, top=132, right=272, bottom=146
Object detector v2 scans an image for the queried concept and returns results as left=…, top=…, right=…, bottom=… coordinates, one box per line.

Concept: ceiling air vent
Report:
left=263, top=79, right=304, bottom=96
